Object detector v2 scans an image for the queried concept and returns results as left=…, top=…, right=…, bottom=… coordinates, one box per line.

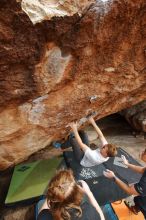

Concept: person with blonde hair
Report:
left=69, top=116, right=117, bottom=167
left=37, top=169, right=105, bottom=220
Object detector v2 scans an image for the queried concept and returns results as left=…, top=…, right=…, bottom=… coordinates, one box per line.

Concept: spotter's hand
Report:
left=121, top=155, right=129, bottom=166
left=103, top=169, right=115, bottom=179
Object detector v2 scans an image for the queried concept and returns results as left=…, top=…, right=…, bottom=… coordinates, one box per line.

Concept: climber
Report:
left=68, top=116, right=117, bottom=167
left=37, top=169, right=105, bottom=220
left=103, top=149, right=146, bottom=218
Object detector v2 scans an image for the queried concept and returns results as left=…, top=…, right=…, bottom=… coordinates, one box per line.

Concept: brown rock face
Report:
left=121, top=100, right=146, bottom=132
left=0, top=0, right=146, bottom=170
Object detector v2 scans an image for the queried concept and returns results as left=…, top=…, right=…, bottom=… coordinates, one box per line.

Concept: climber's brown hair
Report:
left=47, top=169, right=84, bottom=220
left=105, top=144, right=118, bottom=157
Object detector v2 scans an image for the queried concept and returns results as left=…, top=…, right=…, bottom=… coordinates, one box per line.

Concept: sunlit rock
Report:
left=21, top=0, right=95, bottom=24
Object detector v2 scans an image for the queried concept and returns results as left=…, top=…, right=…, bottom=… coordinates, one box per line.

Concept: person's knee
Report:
left=79, top=130, right=87, bottom=136
left=70, top=137, right=77, bottom=147
left=79, top=130, right=88, bottom=142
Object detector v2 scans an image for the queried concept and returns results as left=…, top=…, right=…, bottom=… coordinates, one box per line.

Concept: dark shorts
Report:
left=134, top=196, right=146, bottom=218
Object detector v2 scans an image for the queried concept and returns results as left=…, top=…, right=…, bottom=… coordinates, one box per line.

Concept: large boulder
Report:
left=121, top=100, right=146, bottom=132
left=0, top=0, right=146, bottom=170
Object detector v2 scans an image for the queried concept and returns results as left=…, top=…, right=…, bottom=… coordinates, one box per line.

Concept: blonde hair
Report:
left=47, top=169, right=83, bottom=220
left=105, top=144, right=117, bottom=157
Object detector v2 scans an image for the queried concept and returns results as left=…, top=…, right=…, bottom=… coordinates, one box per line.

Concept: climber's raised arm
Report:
left=88, top=116, right=108, bottom=147
left=69, top=122, right=88, bottom=152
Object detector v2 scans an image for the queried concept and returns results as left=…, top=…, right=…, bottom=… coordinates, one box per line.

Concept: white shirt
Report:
left=80, top=148, right=109, bottom=167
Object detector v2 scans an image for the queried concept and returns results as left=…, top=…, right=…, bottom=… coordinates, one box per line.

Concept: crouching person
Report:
left=37, top=169, right=105, bottom=220
left=104, top=149, right=146, bottom=219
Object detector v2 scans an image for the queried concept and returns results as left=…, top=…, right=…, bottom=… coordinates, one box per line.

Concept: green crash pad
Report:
left=5, top=157, right=63, bottom=205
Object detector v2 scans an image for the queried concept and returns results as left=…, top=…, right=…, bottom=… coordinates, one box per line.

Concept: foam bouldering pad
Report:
left=103, top=148, right=142, bottom=184
left=5, top=156, right=63, bottom=205
left=63, top=151, right=106, bottom=180
left=111, top=200, right=144, bottom=220
left=101, top=203, right=118, bottom=220
left=85, top=176, right=128, bottom=206
left=63, top=148, right=142, bottom=205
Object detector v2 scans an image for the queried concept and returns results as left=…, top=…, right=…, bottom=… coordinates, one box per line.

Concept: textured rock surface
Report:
left=0, top=0, right=146, bottom=170
left=21, top=0, right=95, bottom=24
left=121, top=100, right=146, bottom=132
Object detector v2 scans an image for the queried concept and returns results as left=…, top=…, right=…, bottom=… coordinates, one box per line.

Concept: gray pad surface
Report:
left=103, top=148, right=142, bottom=184
left=63, top=148, right=142, bottom=205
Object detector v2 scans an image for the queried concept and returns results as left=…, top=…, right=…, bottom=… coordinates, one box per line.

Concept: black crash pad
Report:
left=63, top=148, right=142, bottom=205
left=103, top=148, right=142, bottom=184
left=85, top=176, right=127, bottom=206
